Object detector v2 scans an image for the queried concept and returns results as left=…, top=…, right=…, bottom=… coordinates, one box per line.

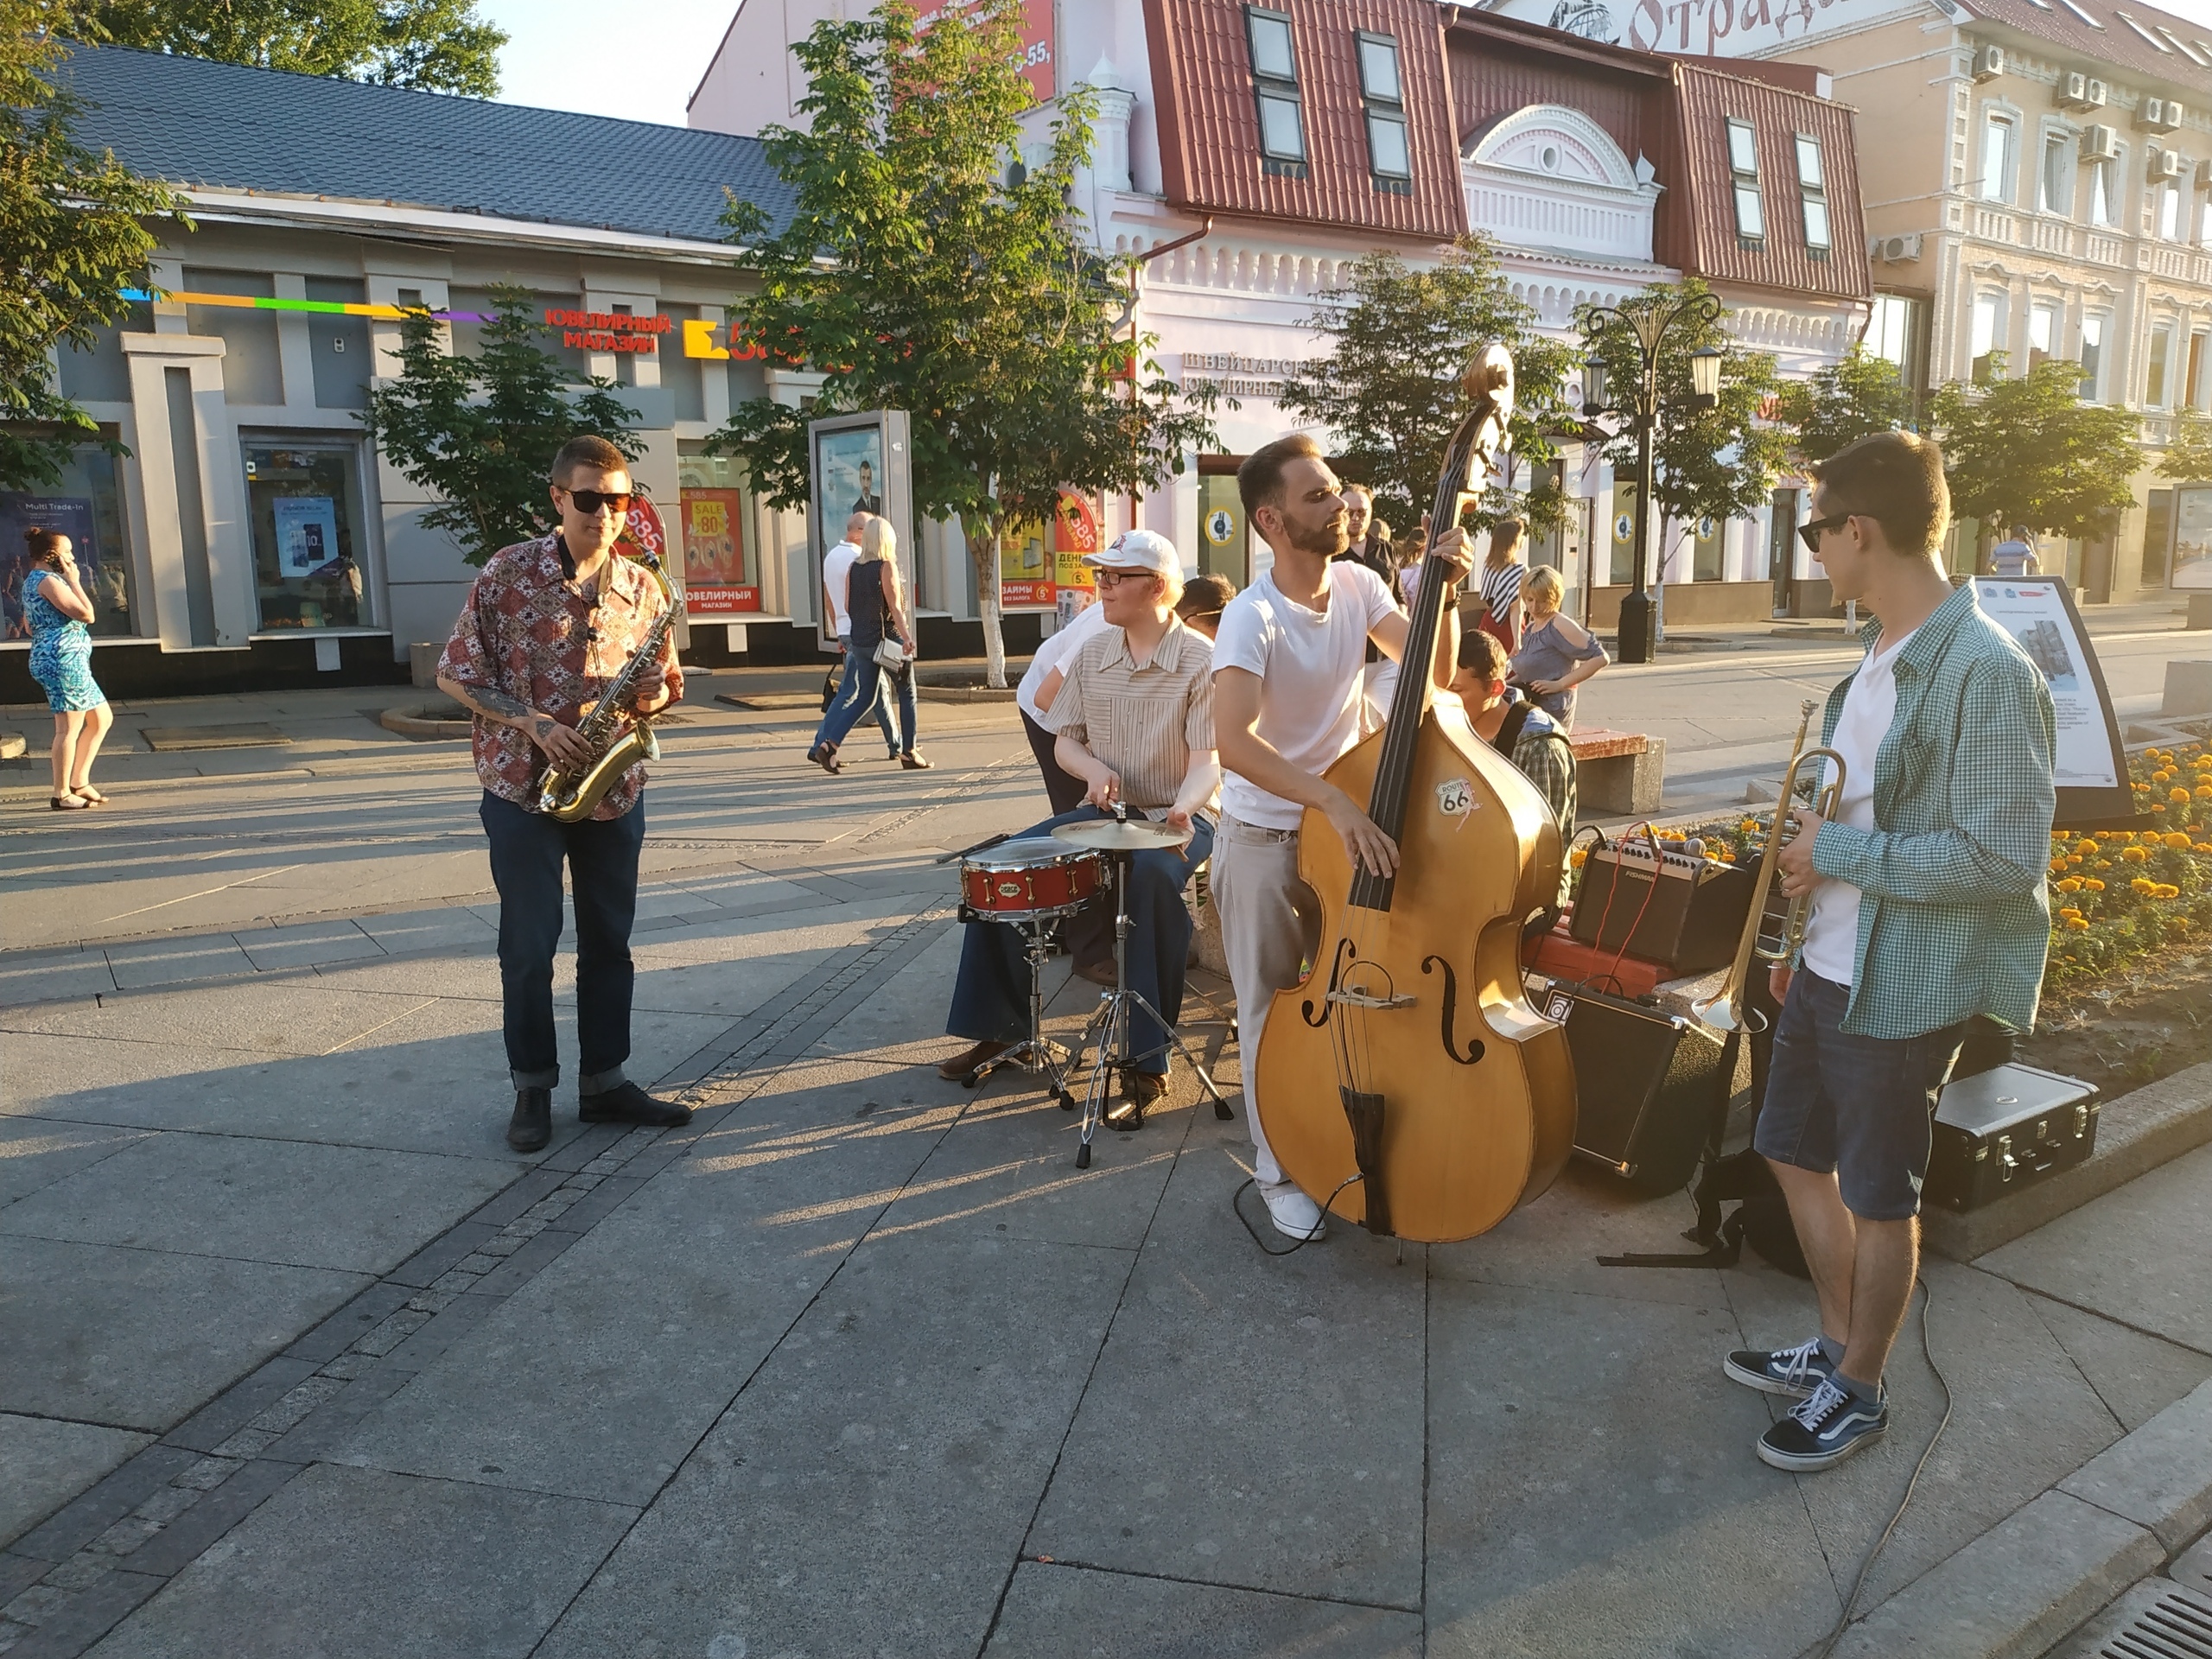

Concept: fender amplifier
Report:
left=1568, top=841, right=1755, bottom=975
left=1924, top=1063, right=2100, bottom=1213
left=1541, top=982, right=1729, bottom=1193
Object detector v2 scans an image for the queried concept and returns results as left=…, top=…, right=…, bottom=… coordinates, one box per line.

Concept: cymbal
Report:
left=1052, top=817, right=1192, bottom=851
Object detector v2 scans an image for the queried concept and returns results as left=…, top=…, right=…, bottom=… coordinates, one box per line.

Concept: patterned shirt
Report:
left=1490, top=696, right=1577, bottom=906
left=1803, top=582, right=2055, bottom=1039
left=1042, top=617, right=1215, bottom=811
left=437, top=534, right=683, bottom=820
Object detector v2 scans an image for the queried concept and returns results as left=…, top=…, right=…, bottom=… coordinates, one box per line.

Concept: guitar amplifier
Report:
left=1924, top=1063, right=2100, bottom=1213
left=1541, top=982, right=1729, bottom=1194
left=1568, top=841, right=1755, bottom=975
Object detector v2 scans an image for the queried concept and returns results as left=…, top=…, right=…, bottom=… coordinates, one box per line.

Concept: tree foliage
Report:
left=711, top=0, right=1220, bottom=684
left=2157, top=408, right=2212, bottom=484
left=1277, top=237, right=1575, bottom=539
left=363, top=286, right=641, bottom=566
left=1, top=5, right=181, bottom=489
left=83, top=0, right=505, bottom=95
left=1775, top=344, right=1910, bottom=466
left=1581, top=279, right=1789, bottom=568
left=1929, top=357, right=2141, bottom=537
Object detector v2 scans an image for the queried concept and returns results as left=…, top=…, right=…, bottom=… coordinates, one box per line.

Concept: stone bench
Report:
left=1570, top=726, right=1666, bottom=817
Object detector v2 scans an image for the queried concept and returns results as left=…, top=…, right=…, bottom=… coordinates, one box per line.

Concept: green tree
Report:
left=711, top=0, right=1220, bottom=686
left=1929, top=357, right=2140, bottom=542
left=364, top=285, right=641, bottom=566
left=1581, top=279, right=1788, bottom=582
left=83, top=0, right=505, bottom=95
left=2, top=4, right=181, bottom=489
left=1775, top=344, right=1910, bottom=466
left=1278, top=237, right=1575, bottom=538
left=2157, top=408, right=2212, bottom=484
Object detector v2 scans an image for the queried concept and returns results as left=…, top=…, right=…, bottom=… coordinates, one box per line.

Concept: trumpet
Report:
left=1692, top=699, right=1847, bottom=1035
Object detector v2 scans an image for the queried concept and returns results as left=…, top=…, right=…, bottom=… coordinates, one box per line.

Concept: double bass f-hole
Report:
left=1420, top=956, right=1486, bottom=1067
left=1301, top=937, right=1357, bottom=1027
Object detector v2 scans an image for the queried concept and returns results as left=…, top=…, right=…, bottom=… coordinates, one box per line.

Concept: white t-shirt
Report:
left=1211, top=563, right=1402, bottom=830
left=1797, top=626, right=1917, bottom=987
left=1015, top=597, right=1111, bottom=723
left=822, top=540, right=861, bottom=636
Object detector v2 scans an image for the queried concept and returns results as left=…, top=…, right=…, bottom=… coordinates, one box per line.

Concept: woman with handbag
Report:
left=808, top=518, right=930, bottom=772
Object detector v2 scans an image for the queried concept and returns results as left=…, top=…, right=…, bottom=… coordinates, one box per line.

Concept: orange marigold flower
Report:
left=2167, top=832, right=2194, bottom=849
left=1569, top=848, right=1588, bottom=868
left=2083, top=878, right=2106, bottom=890
left=2075, top=840, right=2098, bottom=855
left=2197, top=785, right=2212, bottom=800
left=2131, top=877, right=2157, bottom=893
left=2094, top=859, right=2113, bottom=869
left=2123, top=846, right=2150, bottom=862
left=2174, top=787, right=2193, bottom=803
left=2058, top=906, right=2085, bottom=918
left=2056, top=877, right=2083, bottom=892
left=2064, top=916, right=2092, bottom=931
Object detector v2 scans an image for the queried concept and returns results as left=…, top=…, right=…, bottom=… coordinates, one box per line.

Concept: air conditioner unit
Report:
left=2138, top=96, right=2183, bottom=133
left=1972, top=43, right=2005, bottom=81
left=2150, top=146, right=2184, bottom=181
left=2058, top=71, right=2109, bottom=111
left=1870, top=232, right=1925, bottom=262
left=2082, top=124, right=2123, bottom=162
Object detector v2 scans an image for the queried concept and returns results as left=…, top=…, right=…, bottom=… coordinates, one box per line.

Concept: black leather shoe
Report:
left=506, top=1088, right=552, bottom=1152
left=579, top=1082, right=692, bottom=1128
left=1107, top=1071, right=1168, bottom=1130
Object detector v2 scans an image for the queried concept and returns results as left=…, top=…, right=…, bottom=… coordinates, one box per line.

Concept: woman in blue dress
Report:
left=22, top=527, right=114, bottom=810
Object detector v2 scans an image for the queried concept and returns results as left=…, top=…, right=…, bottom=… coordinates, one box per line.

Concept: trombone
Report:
left=1692, top=699, right=1847, bottom=1035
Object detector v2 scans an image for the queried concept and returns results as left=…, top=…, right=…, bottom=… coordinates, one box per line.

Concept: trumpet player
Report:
left=437, top=435, right=691, bottom=1154
left=1724, top=431, right=2055, bottom=1472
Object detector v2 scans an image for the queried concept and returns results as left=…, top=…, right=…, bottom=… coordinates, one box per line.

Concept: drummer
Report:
left=938, top=531, right=1218, bottom=1120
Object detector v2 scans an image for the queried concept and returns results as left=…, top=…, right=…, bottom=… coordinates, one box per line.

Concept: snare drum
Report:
left=961, top=836, right=1103, bottom=921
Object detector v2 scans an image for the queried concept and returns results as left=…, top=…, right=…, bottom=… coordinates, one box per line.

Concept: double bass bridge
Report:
left=1325, top=988, right=1417, bottom=1012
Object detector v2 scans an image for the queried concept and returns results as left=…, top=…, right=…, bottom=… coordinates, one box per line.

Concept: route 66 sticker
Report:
left=1435, top=777, right=1475, bottom=825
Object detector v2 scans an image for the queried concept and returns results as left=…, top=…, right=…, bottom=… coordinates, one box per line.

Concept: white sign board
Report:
left=1971, top=578, right=2134, bottom=823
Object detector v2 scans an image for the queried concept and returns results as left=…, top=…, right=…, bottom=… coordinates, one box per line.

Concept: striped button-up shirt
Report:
left=1804, top=582, right=2056, bottom=1039
left=1043, top=618, right=1215, bottom=810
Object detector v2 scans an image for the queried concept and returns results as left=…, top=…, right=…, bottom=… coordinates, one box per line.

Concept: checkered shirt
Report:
left=1805, top=582, right=2056, bottom=1039
left=1504, top=715, right=1577, bottom=907
left=437, top=535, right=683, bottom=819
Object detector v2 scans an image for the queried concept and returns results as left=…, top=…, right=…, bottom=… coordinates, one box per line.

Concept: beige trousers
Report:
left=1211, top=813, right=1324, bottom=1188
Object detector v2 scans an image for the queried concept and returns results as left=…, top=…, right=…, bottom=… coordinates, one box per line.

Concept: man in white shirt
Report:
left=817, top=512, right=900, bottom=758
left=1211, top=433, right=1476, bottom=1241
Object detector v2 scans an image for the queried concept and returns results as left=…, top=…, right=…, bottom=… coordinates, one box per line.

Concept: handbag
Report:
left=872, top=637, right=909, bottom=671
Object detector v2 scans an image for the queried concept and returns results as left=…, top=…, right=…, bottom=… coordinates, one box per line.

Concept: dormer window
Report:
left=1727, top=118, right=1764, bottom=241
left=1245, top=7, right=1306, bottom=176
left=1357, top=31, right=1412, bottom=190
left=1796, top=133, right=1831, bottom=251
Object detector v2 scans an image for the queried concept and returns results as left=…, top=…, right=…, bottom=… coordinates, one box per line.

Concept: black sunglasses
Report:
left=1796, top=512, right=1853, bottom=555
left=558, top=486, right=635, bottom=516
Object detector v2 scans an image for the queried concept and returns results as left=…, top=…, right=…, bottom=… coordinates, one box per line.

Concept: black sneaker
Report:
left=1724, top=1337, right=1835, bottom=1401
left=579, top=1082, right=692, bottom=1128
left=1758, top=1378, right=1888, bottom=1471
left=506, top=1087, right=551, bottom=1152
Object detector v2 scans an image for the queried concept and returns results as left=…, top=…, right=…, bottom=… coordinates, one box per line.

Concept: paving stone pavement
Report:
left=3, top=702, right=2209, bottom=1656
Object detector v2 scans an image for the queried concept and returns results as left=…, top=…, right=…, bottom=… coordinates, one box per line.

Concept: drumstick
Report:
left=935, top=831, right=1013, bottom=866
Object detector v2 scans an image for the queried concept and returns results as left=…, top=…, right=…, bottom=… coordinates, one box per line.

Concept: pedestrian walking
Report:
left=809, top=518, right=927, bottom=772
left=1987, top=524, right=2039, bottom=577
left=21, top=528, right=115, bottom=810
left=818, top=512, right=904, bottom=758
left=1474, top=518, right=1529, bottom=655
left=435, top=435, right=694, bottom=1153
left=1510, top=566, right=1607, bottom=731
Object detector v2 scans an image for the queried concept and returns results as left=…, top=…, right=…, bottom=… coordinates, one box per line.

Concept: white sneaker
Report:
left=1259, top=1180, right=1326, bottom=1242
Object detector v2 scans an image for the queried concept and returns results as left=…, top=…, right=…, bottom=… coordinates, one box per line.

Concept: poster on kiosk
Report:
left=809, top=410, right=912, bottom=648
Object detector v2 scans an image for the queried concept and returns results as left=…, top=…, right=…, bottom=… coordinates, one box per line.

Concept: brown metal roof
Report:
left=1672, top=60, right=1871, bottom=301
left=1965, top=0, right=2212, bottom=99
left=1143, top=0, right=1466, bottom=239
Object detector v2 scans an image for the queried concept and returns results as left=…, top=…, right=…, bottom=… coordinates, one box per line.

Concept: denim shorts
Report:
left=1752, top=969, right=1967, bottom=1222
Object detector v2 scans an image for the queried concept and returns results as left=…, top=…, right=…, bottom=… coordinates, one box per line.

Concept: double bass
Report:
left=1251, top=344, right=1576, bottom=1243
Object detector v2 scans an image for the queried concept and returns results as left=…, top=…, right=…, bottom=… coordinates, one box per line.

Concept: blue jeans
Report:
left=813, top=634, right=916, bottom=754
left=947, top=807, right=1212, bottom=1075
left=480, top=791, right=645, bottom=1091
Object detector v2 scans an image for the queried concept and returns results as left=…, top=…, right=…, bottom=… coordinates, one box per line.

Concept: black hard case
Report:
left=1924, top=1063, right=2101, bottom=1213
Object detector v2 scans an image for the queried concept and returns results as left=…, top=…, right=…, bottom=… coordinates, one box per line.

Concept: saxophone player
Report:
left=437, top=435, right=692, bottom=1153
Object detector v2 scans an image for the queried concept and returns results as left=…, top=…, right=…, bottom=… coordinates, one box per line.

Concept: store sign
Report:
left=680, top=319, right=778, bottom=362
left=679, top=489, right=760, bottom=615
left=999, top=492, right=1100, bottom=608
left=1177, top=353, right=1317, bottom=402
left=543, top=308, right=672, bottom=354
left=913, top=0, right=1054, bottom=100
left=1624, top=0, right=1925, bottom=59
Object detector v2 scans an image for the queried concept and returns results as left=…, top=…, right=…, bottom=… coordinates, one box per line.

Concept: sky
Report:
left=479, top=0, right=740, bottom=127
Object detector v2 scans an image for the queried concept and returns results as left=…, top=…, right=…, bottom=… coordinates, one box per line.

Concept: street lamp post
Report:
left=1580, top=293, right=1725, bottom=664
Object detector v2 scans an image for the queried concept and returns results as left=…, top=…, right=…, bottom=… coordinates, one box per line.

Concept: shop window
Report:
left=1726, top=119, right=1764, bottom=242
left=1245, top=7, right=1306, bottom=174
left=1794, top=134, right=1830, bottom=252
left=1609, top=486, right=1641, bottom=585
left=1357, top=31, right=1411, bottom=189
left=1691, top=516, right=1724, bottom=582
left=1980, top=111, right=2018, bottom=203
left=2040, top=132, right=2073, bottom=215
left=1, top=436, right=137, bottom=641
left=243, top=443, right=371, bottom=631
left=1198, top=472, right=1250, bottom=588
left=182, top=268, right=284, bottom=406
left=2080, top=312, right=2107, bottom=399
left=305, top=276, right=371, bottom=410
left=676, top=447, right=760, bottom=615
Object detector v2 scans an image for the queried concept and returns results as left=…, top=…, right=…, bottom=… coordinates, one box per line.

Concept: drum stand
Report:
left=964, top=909, right=1077, bottom=1107
left=1065, top=847, right=1233, bottom=1170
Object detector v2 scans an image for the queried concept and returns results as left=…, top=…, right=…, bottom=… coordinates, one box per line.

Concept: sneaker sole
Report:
left=1756, top=1421, right=1885, bottom=1472
left=1723, top=1356, right=1822, bottom=1400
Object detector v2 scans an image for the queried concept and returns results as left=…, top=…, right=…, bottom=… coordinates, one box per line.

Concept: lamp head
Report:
left=1689, top=346, right=1724, bottom=410
left=1580, top=358, right=1610, bottom=417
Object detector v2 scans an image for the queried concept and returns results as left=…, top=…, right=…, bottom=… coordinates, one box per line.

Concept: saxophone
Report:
left=533, top=552, right=678, bottom=823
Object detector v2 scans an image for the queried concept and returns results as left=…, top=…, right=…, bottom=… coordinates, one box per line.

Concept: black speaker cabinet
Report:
left=1541, top=983, right=1728, bottom=1193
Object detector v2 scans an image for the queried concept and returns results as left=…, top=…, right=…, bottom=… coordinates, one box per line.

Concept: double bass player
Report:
left=1211, top=434, right=1478, bottom=1241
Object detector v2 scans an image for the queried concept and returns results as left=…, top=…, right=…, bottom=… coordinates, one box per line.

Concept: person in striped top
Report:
left=938, top=531, right=1218, bottom=1119
left=1474, top=518, right=1529, bottom=655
